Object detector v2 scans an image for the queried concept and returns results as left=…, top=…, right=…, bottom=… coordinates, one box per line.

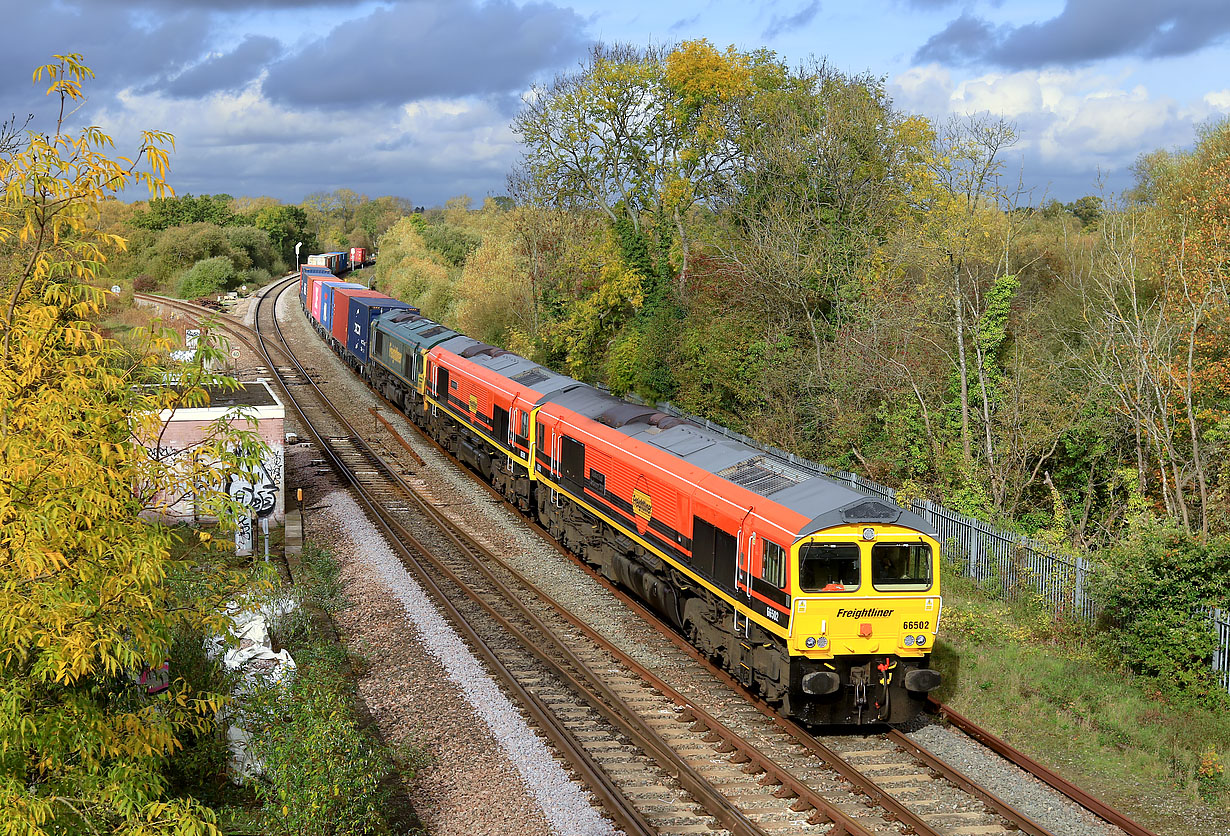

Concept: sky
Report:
left=4, top=0, right=1229, bottom=207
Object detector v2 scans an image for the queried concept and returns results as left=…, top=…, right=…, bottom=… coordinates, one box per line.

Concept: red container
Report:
left=310, top=276, right=329, bottom=322
left=350, top=247, right=367, bottom=265
left=331, top=286, right=386, bottom=343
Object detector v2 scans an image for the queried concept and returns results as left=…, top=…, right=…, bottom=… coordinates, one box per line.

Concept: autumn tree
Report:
left=245, top=203, right=316, bottom=266
left=130, top=193, right=236, bottom=231
left=512, top=40, right=752, bottom=292
left=1, top=55, right=263, bottom=833
left=1079, top=122, right=1230, bottom=536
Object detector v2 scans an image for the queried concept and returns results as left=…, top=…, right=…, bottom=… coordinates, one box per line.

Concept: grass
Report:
left=263, top=543, right=428, bottom=836
left=932, top=569, right=1230, bottom=835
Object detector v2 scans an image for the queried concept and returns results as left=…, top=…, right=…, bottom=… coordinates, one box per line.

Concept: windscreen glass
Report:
left=798, top=543, right=860, bottom=592
left=871, top=543, right=933, bottom=591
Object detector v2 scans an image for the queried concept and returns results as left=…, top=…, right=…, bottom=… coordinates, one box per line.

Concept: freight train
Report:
left=298, top=264, right=944, bottom=725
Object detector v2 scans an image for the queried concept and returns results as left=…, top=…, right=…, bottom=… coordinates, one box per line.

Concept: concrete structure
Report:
left=143, top=380, right=286, bottom=532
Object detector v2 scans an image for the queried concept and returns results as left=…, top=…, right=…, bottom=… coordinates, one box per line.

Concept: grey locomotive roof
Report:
left=437, top=337, right=582, bottom=398
left=436, top=334, right=482, bottom=356
left=374, top=313, right=460, bottom=351
left=373, top=316, right=937, bottom=539
left=543, top=383, right=937, bottom=539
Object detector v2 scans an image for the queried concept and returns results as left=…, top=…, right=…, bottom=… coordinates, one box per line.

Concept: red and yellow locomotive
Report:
left=357, top=309, right=945, bottom=725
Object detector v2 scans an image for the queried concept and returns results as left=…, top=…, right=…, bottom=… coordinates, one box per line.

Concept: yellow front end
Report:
left=782, top=525, right=943, bottom=724
left=788, top=525, right=943, bottom=657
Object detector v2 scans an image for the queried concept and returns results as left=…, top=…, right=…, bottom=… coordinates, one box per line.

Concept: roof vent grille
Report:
left=841, top=500, right=901, bottom=524
left=718, top=455, right=811, bottom=496
left=511, top=369, right=550, bottom=387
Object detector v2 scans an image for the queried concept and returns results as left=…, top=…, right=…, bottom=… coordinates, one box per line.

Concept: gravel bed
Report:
left=907, top=724, right=1121, bottom=836
left=305, top=479, right=615, bottom=836
left=269, top=283, right=1139, bottom=836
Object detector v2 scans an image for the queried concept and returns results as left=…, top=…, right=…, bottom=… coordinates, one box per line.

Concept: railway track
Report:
left=136, top=283, right=1154, bottom=836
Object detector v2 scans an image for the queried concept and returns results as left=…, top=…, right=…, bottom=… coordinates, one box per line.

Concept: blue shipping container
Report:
left=300, top=264, right=333, bottom=302
left=346, top=296, right=416, bottom=364
left=320, top=281, right=365, bottom=334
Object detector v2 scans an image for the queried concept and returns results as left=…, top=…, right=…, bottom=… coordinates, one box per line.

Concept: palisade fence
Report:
left=661, top=404, right=1230, bottom=693
left=1208, top=609, right=1230, bottom=693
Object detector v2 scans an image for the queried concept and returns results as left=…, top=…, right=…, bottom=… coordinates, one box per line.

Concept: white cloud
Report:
left=1204, top=89, right=1230, bottom=110
left=891, top=64, right=954, bottom=117
left=95, top=82, right=522, bottom=203
left=889, top=63, right=1224, bottom=193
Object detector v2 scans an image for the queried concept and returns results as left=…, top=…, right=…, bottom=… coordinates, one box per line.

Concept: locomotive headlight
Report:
left=862, top=527, right=875, bottom=541
left=805, top=636, right=817, bottom=649
left=903, top=634, right=916, bottom=647
left=815, top=637, right=828, bottom=649
left=915, top=634, right=927, bottom=646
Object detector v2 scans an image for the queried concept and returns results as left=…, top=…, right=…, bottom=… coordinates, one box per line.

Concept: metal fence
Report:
left=1209, top=609, right=1230, bottom=692
left=661, top=403, right=1229, bottom=692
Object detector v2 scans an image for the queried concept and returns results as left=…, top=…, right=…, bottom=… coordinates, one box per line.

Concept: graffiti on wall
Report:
left=228, top=445, right=282, bottom=556
left=227, top=446, right=283, bottom=519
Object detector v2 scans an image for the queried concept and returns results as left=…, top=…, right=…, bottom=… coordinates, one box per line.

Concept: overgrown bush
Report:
left=241, top=267, right=273, bottom=289
left=225, top=225, right=282, bottom=274
left=1092, top=515, right=1230, bottom=704
left=132, top=273, right=158, bottom=292
left=241, top=544, right=399, bottom=836
left=160, top=624, right=242, bottom=807
left=145, top=222, right=234, bottom=282
left=249, top=680, right=392, bottom=836
left=178, top=255, right=238, bottom=299
left=419, top=222, right=480, bottom=267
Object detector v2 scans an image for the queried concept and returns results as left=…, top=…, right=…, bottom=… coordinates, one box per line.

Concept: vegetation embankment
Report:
left=1, top=56, right=414, bottom=834
left=935, top=568, right=1230, bottom=836
left=95, top=171, right=415, bottom=301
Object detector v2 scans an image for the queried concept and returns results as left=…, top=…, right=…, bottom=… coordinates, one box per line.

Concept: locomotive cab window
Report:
left=761, top=539, right=786, bottom=588
left=798, top=543, right=860, bottom=592
left=871, top=543, right=933, bottom=591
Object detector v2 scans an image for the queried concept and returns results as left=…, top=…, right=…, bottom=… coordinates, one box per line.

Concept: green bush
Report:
left=420, top=222, right=480, bottom=267
left=160, top=625, right=242, bottom=807
left=1092, top=515, right=1230, bottom=704
left=242, top=544, right=397, bottom=836
left=252, top=685, right=392, bottom=836
left=241, top=267, right=273, bottom=289
left=226, top=225, right=282, bottom=274
left=178, top=256, right=238, bottom=299
left=145, top=222, right=234, bottom=282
